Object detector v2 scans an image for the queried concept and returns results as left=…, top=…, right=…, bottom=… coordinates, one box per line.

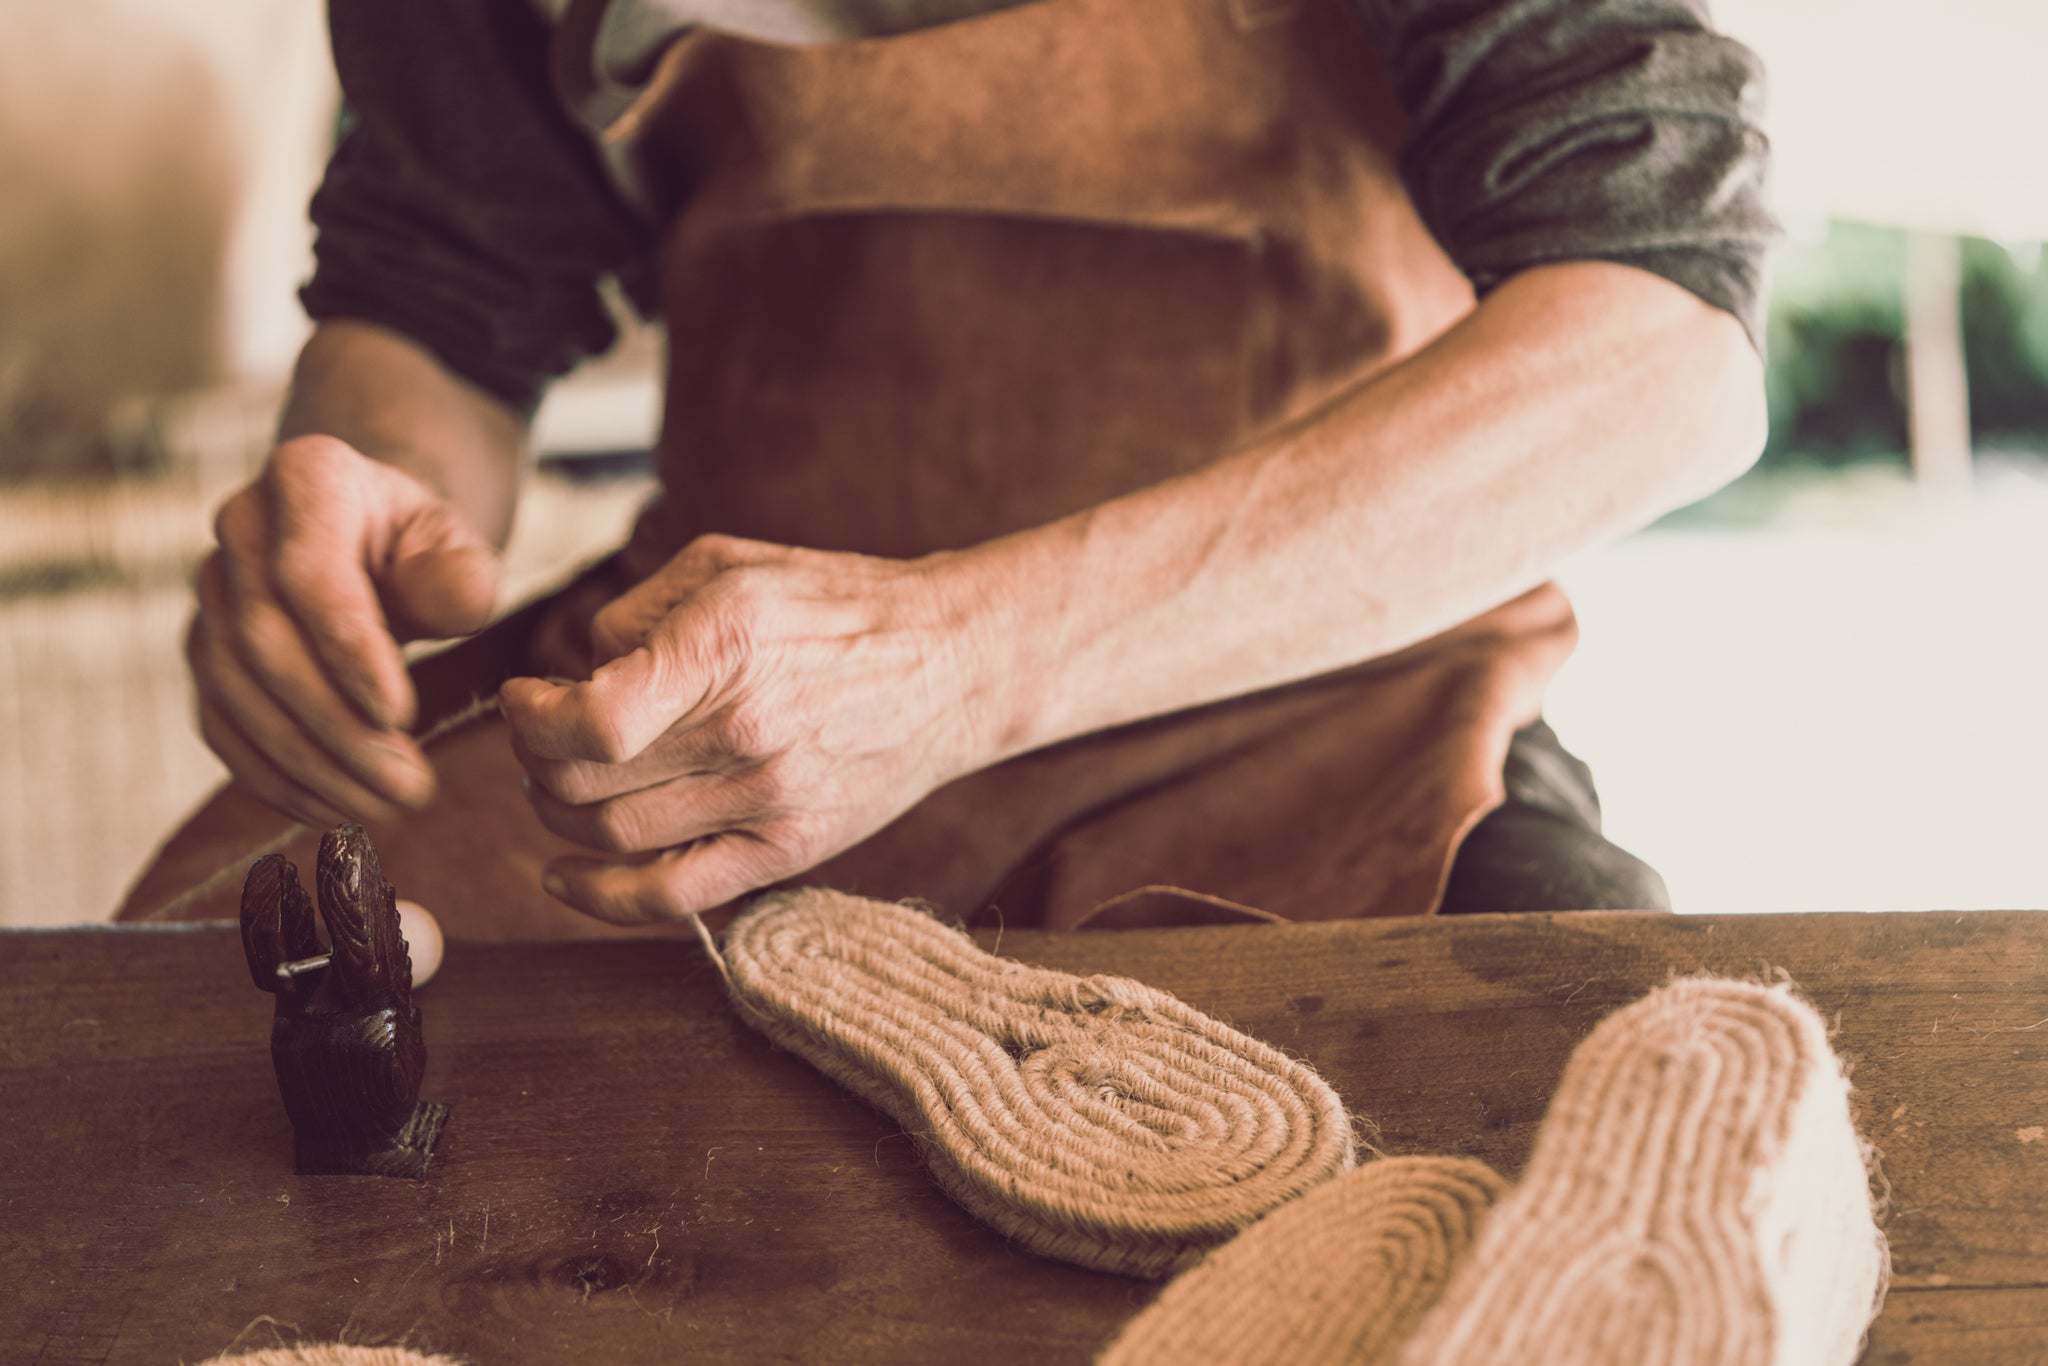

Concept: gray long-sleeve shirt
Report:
left=301, top=0, right=1774, bottom=414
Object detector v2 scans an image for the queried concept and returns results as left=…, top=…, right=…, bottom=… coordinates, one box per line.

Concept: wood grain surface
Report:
left=5, top=910, right=2045, bottom=1364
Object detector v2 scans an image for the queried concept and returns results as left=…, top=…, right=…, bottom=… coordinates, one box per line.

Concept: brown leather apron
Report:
left=119, top=0, right=1575, bottom=936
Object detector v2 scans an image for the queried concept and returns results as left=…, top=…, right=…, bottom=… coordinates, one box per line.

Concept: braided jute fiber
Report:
left=720, top=889, right=1357, bottom=1278
left=1401, top=977, right=1891, bottom=1366
left=1098, top=1155, right=1505, bottom=1365
left=197, top=1349, right=463, bottom=1366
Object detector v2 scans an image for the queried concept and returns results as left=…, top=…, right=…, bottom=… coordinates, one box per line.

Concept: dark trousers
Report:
left=1438, top=720, right=1672, bottom=915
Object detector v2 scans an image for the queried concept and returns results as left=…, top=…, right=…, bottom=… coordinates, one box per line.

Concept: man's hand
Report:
left=190, top=435, right=501, bottom=826
left=500, top=264, right=1758, bottom=928
left=499, top=534, right=998, bottom=924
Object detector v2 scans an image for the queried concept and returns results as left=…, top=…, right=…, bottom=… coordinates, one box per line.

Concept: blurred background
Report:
left=2, top=0, right=2044, bottom=925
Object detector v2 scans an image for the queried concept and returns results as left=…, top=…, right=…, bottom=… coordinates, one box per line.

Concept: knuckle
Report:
left=689, top=582, right=763, bottom=667
left=212, top=491, right=261, bottom=549
left=530, top=759, right=591, bottom=804
left=588, top=801, right=648, bottom=853
left=763, top=813, right=824, bottom=867
left=728, top=832, right=796, bottom=887
left=270, top=434, right=353, bottom=484
left=684, top=533, right=746, bottom=567
left=233, top=599, right=281, bottom=655
left=650, top=857, right=711, bottom=914
left=268, top=544, right=329, bottom=606
left=272, top=568, right=368, bottom=654
left=588, top=602, right=641, bottom=659
left=580, top=705, right=636, bottom=766
left=233, top=612, right=342, bottom=726
left=733, top=760, right=780, bottom=809
left=636, top=877, right=692, bottom=922
left=235, top=603, right=299, bottom=677
left=711, top=705, right=774, bottom=761
left=709, top=562, right=769, bottom=608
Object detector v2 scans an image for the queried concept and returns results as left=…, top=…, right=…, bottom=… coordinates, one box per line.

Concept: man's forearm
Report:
left=954, top=261, right=1767, bottom=764
left=280, top=319, right=529, bottom=549
left=492, top=264, right=1763, bottom=921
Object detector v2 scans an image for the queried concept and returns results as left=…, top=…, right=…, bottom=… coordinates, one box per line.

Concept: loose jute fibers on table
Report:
left=1098, top=1155, right=1505, bottom=1365
left=197, top=1349, right=463, bottom=1366
left=718, top=888, right=1357, bottom=1278
left=1399, top=976, right=1890, bottom=1365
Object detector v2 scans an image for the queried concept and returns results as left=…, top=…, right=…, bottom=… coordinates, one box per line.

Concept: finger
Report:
left=197, top=697, right=346, bottom=830
left=195, top=577, right=427, bottom=819
left=524, top=769, right=766, bottom=855
left=499, top=636, right=723, bottom=765
left=509, top=721, right=746, bottom=805
left=381, top=499, right=501, bottom=641
left=588, top=595, right=663, bottom=669
left=200, top=559, right=435, bottom=810
left=262, top=439, right=417, bottom=729
left=212, top=503, right=433, bottom=780
left=541, top=833, right=787, bottom=925
left=211, top=550, right=383, bottom=756
left=588, top=533, right=771, bottom=665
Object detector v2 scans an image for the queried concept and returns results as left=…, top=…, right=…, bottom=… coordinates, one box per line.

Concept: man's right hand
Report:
left=189, top=434, right=501, bottom=826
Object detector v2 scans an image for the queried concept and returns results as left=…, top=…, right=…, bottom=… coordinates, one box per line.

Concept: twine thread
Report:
left=139, top=694, right=502, bottom=923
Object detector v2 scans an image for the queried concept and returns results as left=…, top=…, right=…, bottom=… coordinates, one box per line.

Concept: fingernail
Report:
left=369, top=737, right=435, bottom=804
left=346, top=677, right=400, bottom=731
left=542, top=872, right=568, bottom=901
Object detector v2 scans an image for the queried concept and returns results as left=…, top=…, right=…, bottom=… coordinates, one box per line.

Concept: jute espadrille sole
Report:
left=1099, top=1155, right=1505, bottom=1365
left=1401, top=977, right=1889, bottom=1365
left=721, top=888, right=1357, bottom=1278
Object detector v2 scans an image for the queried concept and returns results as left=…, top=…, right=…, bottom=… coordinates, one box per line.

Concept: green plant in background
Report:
left=1759, top=221, right=2048, bottom=470
left=1763, top=222, right=1909, bottom=467
left=1960, top=236, right=2048, bottom=450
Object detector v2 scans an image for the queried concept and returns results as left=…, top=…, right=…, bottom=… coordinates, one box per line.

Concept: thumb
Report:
left=589, top=587, right=667, bottom=668
left=500, top=617, right=722, bottom=764
left=378, top=501, right=501, bottom=642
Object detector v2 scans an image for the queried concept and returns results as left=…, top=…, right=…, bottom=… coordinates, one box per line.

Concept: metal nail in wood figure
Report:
left=241, top=824, right=447, bottom=1178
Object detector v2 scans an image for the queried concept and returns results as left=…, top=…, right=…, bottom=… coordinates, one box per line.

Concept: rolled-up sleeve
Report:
left=1355, top=0, right=1777, bottom=345
left=301, top=0, right=654, bottom=415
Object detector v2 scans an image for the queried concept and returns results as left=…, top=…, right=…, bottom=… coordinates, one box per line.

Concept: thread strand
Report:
left=137, top=694, right=502, bottom=923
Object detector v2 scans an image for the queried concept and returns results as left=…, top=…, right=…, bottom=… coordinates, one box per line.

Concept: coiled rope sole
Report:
left=1099, top=1155, right=1505, bottom=1365
left=1400, top=977, right=1890, bottom=1366
left=721, top=889, right=1357, bottom=1278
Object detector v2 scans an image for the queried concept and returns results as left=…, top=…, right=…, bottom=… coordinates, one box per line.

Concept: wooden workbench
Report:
left=6, top=911, right=2044, bottom=1364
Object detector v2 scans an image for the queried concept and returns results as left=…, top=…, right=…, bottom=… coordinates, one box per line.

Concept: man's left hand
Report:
left=499, top=534, right=1002, bottom=923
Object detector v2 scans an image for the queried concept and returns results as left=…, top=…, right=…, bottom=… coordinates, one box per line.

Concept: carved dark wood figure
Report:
left=241, top=825, right=447, bottom=1178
